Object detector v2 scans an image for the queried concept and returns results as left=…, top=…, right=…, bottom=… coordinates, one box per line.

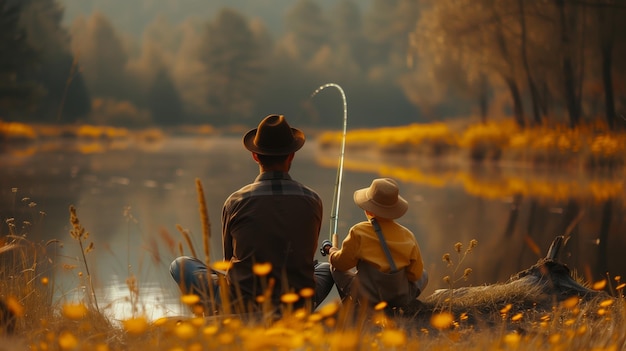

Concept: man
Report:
left=171, top=114, right=333, bottom=314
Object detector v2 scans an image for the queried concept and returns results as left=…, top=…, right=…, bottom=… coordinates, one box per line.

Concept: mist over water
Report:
left=2, top=136, right=625, bottom=319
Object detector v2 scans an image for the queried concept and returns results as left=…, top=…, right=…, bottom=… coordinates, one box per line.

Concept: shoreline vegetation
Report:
left=317, top=118, right=626, bottom=171
left=2, top=119, right=626, bottom=350
left=3, top=118, right=625, bottom=172
left=0, top=121, right=210, bottom=143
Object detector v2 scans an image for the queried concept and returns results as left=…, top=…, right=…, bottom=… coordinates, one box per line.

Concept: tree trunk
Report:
left=556, top=0, right=581, bottom=128
left=493, top=7, right=524, bottom=128
left=563, top=58, right=580, bottom=128
left=540, top=81, right=550, bottom=118
left=519, top=0, right=542, bottom=126
left=598, top=4, right=617, bottom=130
left=601, top=45, right=616, bottom=130
left=505, top=76, right=526, bottom=128
left=478, top=73, right=489, bottom=124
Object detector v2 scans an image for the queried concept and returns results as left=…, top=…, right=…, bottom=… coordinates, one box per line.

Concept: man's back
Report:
left=222, top=171, right=323, bottom=308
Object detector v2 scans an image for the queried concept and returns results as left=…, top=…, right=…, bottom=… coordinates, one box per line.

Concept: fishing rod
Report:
left=311, top=83, right=347, bottom=252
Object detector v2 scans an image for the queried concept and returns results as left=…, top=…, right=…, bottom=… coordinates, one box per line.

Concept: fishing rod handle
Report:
left=320, top=240, right=333, bottom=256
left=320, top=234, right=339, bottom=256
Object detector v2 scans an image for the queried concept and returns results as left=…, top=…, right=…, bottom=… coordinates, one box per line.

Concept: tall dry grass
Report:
left=3, top=224, right=624, bottom=350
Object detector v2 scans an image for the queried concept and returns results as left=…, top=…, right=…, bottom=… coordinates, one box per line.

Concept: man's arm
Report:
left=221, top=204, right=233, bottom=260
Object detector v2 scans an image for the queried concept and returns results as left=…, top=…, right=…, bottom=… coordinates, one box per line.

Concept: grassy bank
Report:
left=2, top=194, right=625, bottom=350
left=1, top=234, right=624, bottom=350
left=317, top=119, right=626, bottom=170
left=0, top=121, right=231, bottom=143
left=0, top=121, right=167, bottom=142
left=6, top=119, right=624, bottom=171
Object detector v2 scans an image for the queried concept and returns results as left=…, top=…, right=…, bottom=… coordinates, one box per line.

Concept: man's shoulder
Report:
left=225, top=179, right=322, bottom=203
left=299, top=183, right=322, bottom=199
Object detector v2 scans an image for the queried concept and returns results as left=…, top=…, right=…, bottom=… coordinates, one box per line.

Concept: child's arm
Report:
left=406, top=243, right=425, bottom=282
left=328, top=231, right=360, bottom=271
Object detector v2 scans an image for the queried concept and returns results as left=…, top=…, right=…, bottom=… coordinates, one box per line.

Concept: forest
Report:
left=1, top=0, right=625, bottom=130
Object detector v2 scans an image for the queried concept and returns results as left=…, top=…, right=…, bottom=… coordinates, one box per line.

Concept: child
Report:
left=322, top=178, right=428, bottom=308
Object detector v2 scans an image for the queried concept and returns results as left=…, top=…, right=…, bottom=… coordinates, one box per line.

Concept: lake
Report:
left=2, top=135, right=625, bottom=320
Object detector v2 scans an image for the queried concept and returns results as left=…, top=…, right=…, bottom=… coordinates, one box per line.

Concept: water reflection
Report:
left=1, top=136, right=625, bottom=321
left=95, top=278, right=186, bottom=322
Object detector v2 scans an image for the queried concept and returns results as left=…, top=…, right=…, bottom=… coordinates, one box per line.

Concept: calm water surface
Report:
left=2, top=136, right=625, bottom=319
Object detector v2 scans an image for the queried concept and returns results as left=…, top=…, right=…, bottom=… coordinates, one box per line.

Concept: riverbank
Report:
left=0, top=121, right=249, bottom=143
left=317, top=118, right=626, bottom=171
left=0, top=121, right=166, bottom=142
left=4, top=119, right=625, bottom=171
left=2, top=217, right=625, bottom=350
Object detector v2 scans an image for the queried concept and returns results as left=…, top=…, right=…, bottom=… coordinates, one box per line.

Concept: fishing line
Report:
left=312, top=83, right=347, bottom=242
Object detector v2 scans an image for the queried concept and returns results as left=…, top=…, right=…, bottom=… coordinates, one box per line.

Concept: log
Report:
left=393, top=236, right=604, bottom=327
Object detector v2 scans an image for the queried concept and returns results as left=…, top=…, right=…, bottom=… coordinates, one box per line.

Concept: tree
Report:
left=401, top=43, right=482, bottom=121
left=147, top=68, right=184, bottom=126
left=407, top=0, right=626, bottom=128
left=410, top=0, right=527, bottom=126
left=169, top=18, right=212, bottom=122
left=0, top=0, right=38, bottom=114
left=588, top=0, right=626, bottom=130
left=199, top=8, right=267, bottom=125
left=20, top=0, right=91, bottom=123
left=489, top=1, right=525, bottom=128
left=70, top=12, right=131, bottom=101
left=329, top=0, right=367, bottom=70
left=518, top=0, right=542, bottom=125
left=554, top=0, right=583, bottom=128
left=283, top=0, right=329, bottom=62
left=363, top=0, right=421, bottom=68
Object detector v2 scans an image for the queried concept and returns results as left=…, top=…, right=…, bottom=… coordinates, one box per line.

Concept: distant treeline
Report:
left=1, top=0, right=625, bottom=130
left=412, top=0, right=626, bottom=130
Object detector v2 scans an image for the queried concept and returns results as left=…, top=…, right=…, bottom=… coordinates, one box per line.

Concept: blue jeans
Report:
left=170, top=256, right=334, bottom=312
left=169, top=256, right=223, bottom=309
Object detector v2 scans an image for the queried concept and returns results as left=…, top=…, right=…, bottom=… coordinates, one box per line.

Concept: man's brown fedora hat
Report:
left=243, top=114, right=305, bottom=155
